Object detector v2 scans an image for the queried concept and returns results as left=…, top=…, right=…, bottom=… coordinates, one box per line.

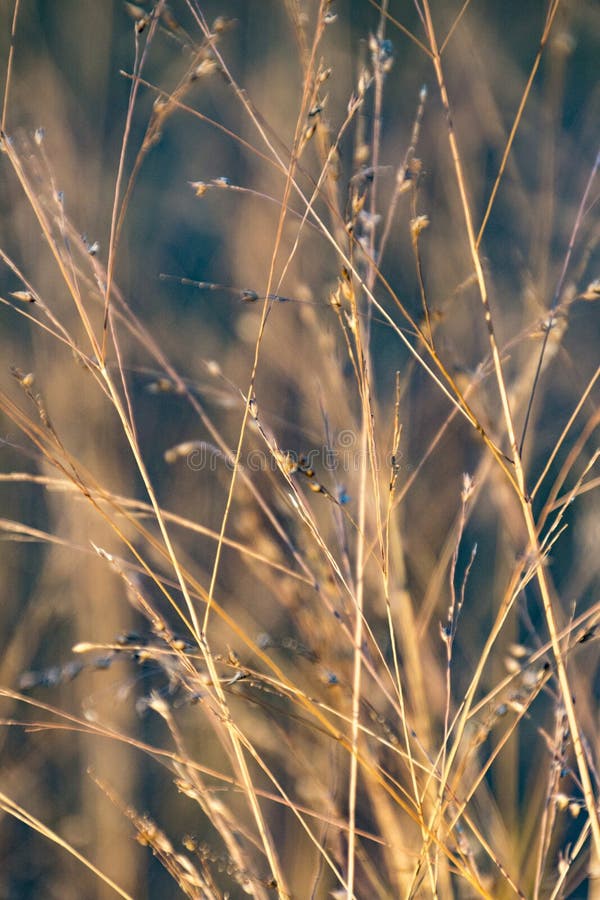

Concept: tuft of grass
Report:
left=0, top=1, right=599, bottom=897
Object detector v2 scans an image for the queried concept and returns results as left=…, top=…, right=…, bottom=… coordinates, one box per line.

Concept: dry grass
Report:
left=0, top=1, right=599, bottom=897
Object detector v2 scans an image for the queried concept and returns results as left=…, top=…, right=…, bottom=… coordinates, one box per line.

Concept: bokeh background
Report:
left=0, top=1, right=598, bottom=897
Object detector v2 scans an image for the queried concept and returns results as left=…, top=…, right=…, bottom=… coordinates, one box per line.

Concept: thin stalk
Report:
left=421, top=0, right=600, bottom=862
left=1, top=0, right=20, bottom=132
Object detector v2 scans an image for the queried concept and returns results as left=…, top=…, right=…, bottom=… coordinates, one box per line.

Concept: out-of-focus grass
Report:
left=0, top=1, right=599, bottom=897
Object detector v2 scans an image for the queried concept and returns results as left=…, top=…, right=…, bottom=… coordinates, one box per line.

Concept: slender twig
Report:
left=420, top=0, right=600, bottom=863
left=1, top=0, right=19, bottom=133
left=520, top=146, right=600, bottom=455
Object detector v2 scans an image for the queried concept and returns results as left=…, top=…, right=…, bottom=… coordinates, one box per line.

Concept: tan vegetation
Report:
left=0, top=1, right=599, bottom=897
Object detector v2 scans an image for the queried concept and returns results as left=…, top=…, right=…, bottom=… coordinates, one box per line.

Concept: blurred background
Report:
left=0, top=1, right=598, bottom=897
